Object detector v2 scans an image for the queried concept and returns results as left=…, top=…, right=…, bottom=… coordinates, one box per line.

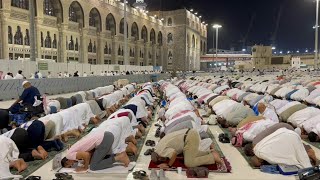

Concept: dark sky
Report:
left=130, top=0, right=316, bottom=51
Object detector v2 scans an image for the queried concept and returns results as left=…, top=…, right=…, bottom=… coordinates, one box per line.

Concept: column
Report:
left=80, top=28, right=88, bottom=63
left=0, top=13, right=9, bottom=59
left=58, top=24, right=67, bottom=62
left=97, top=33, right=104, bottom=64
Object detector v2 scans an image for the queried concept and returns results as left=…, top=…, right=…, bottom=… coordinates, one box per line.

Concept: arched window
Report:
left=167, top=18, right=173, bottom=26
left=88, top=39, right=93, bottom=52
left=93, top=42, right=96, bottom=53
left=104, top=43, right=108, bottom=54
left=131, top=22, right=139, bottom=41
left=192, top=35, right=195, bottom=48
left=52, top=34, right=57, bottom=49
left=69, top=1, right=84, bottom=26
left=150, top=28, right=156, bottom=45
left=8, top=26, right=13, bottom=44
left=167, top=33, right=173, bottom=44
left=157, top=31, right=163, bottom=46
left=24, top=29, right=30, bottom=46
left=14, top=26, right=23, bottom=45
left=89, top=8, right=102, bottom=31
left=108, top=46, right=111, bottom=54
left=200, top=40, right=203, bottom=52
left=75, top=38, right=78, bottom=51
left=106, top=13, right=116, bottom=36
left=118, top=46, right=121, bottom=56
left=69, top=36, right=74, bottom=50
left=119, top=18, right=128, bottom=37
left=141, top=26, right=148, bottom=43
left=45, top=31, right=52, bottom=48
left=41, top=32, right=44, bottom=47
left=11, top=0, right=29, bottom=10
left=43, top=0, right=54, bottom=16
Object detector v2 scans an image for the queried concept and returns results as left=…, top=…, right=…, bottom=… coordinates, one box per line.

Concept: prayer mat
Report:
left=10, top=124, right=96, bottom=178
left=148, top=156, right=231, bottom=173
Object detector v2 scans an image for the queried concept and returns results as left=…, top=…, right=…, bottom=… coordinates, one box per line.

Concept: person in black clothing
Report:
left=74, top=71, right=79, bottom=77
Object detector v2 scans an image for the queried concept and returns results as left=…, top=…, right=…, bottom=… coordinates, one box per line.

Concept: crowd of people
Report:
left=0, top=78, right=158, bottom=179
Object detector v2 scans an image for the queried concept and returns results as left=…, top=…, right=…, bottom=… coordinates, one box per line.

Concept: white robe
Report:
left=242, top=120, right=276, bottom=142
left=301, top=114, right=320, bottom=133
left=287, top=107, right=320, bottom=127
left=262, top=107, right=279, bottom=123
left=254, top=128, right=312, bottom=169
left=39, top=113, right=64, bottom=136
left=212, top=100, right=238, bottom=117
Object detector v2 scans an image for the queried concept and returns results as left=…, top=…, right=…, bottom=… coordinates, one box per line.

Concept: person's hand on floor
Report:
left=75, top=166, right=88, bottom=172
left=157, top=163, right=169, bottom=169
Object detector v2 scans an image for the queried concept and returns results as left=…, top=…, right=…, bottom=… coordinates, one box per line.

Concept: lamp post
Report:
left=315, top=0, right=319, bottom=69
left=213, top=24, right=222, bottom=67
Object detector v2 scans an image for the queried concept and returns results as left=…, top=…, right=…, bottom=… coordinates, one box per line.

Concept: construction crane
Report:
left=270, top=1, right=286, bottom=48
left=241, top=13, right=256, bottom=48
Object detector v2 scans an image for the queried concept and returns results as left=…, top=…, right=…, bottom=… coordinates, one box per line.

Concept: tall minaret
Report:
left=133, top=0, right=147, bottom=10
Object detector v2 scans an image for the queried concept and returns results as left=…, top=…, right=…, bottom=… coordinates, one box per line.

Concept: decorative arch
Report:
left=131, top=22, right=139, bottom=41
left=68, top=1, right=84, bottom=27
left=141, top=25, right=148, bottom=43
left=150, top=28, right=156, bottom=45
left=157, top=31, right=163, bottom=46
left=89, top=8, right=102, bottom=31
left=167, top=17, right=173, bottom=26
left=119, top=18, right=128, bottom=36
left=43, top=0, right=63, bottom=22
left=192, top=35, right=195, bottom=48
left=11, top=0, right=28, bottom=9
left=167, top=33, right=173, bottom=44
left=106, top=13, right=116, bottom=36
left=200, top=40, right=203, bottom=52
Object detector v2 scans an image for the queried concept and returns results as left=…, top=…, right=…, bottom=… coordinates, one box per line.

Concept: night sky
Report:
left=129, top=0, right=316, bottom=52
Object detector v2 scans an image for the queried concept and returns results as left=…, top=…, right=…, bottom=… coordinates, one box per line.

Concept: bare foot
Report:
left=212, top=151, right=222, bottom=165
left=126, top=142, right=138, bottom=155
left=61, top=134, right=68, bottom=143
left=11, top=159, right=27, bottom=173
left=126, top=135, right=137, bottom=145
left=136, top=130, right=142, bottom=139
left=115, top=152, right=130, bottom=167
left=138, top=124, right=145, bottom=134
left=32, top=149, right=44, bottom=160
left=37, top=146, right=48, bottom=159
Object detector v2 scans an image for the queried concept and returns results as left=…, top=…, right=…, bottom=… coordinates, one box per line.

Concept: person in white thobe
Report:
left=258, top=103, right=279, bottom=123
left=0, top=136, right=25, bottom=179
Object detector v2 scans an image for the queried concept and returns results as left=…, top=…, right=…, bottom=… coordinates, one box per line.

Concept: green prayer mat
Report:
left=207, top=130, right=225, bottom=158
left=303, top=140, right=320, bottom=150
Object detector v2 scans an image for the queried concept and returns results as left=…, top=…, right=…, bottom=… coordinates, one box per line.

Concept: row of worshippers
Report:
left=0, top=82, right=151, bottom=178
left=60, top=82, right=158, bottom=172
left=184, top=78, right=317, bottom=169
left=150, top=80, right=223, bottom=169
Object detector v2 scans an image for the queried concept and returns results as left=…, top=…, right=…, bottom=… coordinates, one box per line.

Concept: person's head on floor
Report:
left=217, top=118, right=228, bottom=128
left=151, top=152, right=167, bottom=164
left=308, top=131, right=320, bottom=142
left=61, top=157, right=76, bottom=168
left=250, top=156, right=263, bottom=167
left=244, top=143, right=254, bottom=156
left=22, top=81, right=31, bottom=89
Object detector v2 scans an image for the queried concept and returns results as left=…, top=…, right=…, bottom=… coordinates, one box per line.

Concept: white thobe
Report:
left=262, top=107, right=279, bottom=123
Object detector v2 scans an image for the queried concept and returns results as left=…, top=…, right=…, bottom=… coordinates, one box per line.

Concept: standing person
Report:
left=47, top=71, right=52, bottom=78
left=9, top=81, right=41, bottom=114
left=34, top=72, right=39, bottom=79
left=63, top=72, right=69, bottom=78
left=83, top=72, right=88, bottom=77
left=38, top=71, right=43, bottom=79
left=14, top=70, right=24, bottom=79
left=4, top=73, right=13, bottom=80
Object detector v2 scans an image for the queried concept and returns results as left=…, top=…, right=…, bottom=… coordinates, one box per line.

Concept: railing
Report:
left=0, top=74, right=171, bottom=101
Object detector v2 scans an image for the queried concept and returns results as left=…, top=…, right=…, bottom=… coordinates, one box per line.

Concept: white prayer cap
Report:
left=22, top=80, right=29, bottom=86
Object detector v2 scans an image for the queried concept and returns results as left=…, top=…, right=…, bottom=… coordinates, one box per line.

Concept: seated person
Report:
left=1, top=128, right=48, bottom=162
left=0, top=136, right=27, bottom=179
left=244, top=124, right=316, bottom=168
left=257, top=103, right=279, bottom=123
left=61, top=129, right=130, bottom=172
left=9, top=81, right=41, bottom=114
left=151, top=129, right=222, bottom=168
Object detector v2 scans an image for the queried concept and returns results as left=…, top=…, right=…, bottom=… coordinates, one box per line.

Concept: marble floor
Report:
left=1, top=93, right=315, bottom=180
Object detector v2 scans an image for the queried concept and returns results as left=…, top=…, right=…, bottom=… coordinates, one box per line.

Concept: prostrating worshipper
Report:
left=61, top=127, right=130, bottom=172
left=217, top=102, right=256, bottom=128
left=86, top=100, right=107, bottom=120
left=9, top=81, right=41, bottom=114
left=297, top=114, right=320, bottom=142
left=0, top=136, right=27, bottom=179
left=20, top=117, right=64, bottom=151
left=125, top=96, right=150, bottom=128
left=257, top=103, right=279, bottom=123
left=244, top=124, right=316, bottom=168
left=93, top=116, right=138, bottom=155
left=99, top=93, right=119, bottom=117
left=287, top=107, right=320, bottom=128
left=151, top=129, right=222, bottom=168
left=1, top=128, right=48, bottom=162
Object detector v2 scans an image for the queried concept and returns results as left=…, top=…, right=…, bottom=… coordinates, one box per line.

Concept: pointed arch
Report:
left=157, top=31, right=163, bottom=46
left=141, top=25, right=148, bottom=43
left=131, top=22, right=139, bottom=41
left=69, top=1, right=84, bottom=27
left=106, top=13, right=116, bottom=36
left=119, top=18, right=128, bottom=37
left=89, top=8, right=102, bottom=31
left=43, top=0, right=63, bottom=22
left=150, top=28, right=156, bottom=45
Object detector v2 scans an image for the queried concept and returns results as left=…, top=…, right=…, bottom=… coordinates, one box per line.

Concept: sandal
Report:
left=55, top=173, right=73, bottom=180
left=144, top=148, right=155, bottom=156
left=26, top=176, right=41, bottom=180
left=133, top=170, right=147, bottom=179
left=155, top=127, right=161, bottom=138
left=145, top=140, right=155, bottom=147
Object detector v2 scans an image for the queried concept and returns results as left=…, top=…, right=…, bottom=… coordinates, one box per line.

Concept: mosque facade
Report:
left=0, top=0, right=207, bottom=71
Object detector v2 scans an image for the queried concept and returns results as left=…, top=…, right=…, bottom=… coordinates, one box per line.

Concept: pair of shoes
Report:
left=145, top=140, right=156, bottom=147
left=133, top=170, right=148, bottom=179
left=219, top=133, right=230, bottom=143
left=150, top=169, right=168, bottom=180
left=144, top=148, right=155, bottom=156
